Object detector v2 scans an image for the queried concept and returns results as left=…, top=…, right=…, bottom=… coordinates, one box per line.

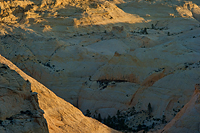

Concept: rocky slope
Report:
left=161, top=84, right=200, bottom=133
left=0, top=54, right=119, bottom=133
left=0, top=60, right=48, bottom=132
left=0, top=0, right=200, bottom=132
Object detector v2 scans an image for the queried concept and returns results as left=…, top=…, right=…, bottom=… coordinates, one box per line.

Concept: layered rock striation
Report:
left=160, top=84, right=200, bottom=132
left=0, top=0, right=200, bottom=132
left=0, top=54, right=119, bottom=132
left=0, top=62, right=48, bottom=132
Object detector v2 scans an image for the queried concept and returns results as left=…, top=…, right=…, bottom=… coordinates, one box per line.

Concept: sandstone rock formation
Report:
left=161, top=84, right=200, bottom=133
left=0, top=0, right=200, bottom=132
left=0, top=62, right=48, bottom=132
left=0, top=54, right=119, bottom=133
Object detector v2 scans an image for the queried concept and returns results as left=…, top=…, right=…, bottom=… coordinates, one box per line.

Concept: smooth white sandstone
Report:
left=0, top=0, right=200, bottom=132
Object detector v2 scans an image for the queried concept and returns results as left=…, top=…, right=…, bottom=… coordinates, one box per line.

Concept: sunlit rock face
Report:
left=0, top=0, right=200, bottom=131
left=161, top=84, right=200, bottom=133
left=0, top=55, right=119, bottom=133
left=0, top=62, right=48, bottom=133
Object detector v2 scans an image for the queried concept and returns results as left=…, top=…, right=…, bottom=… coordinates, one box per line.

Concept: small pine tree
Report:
left=144, top=28, right=148, bottom=34
left=137, top=124, right=142, bottom=131
left=116, top=110, right=121, bottom=119
left=152, top=122, right=155, bottom=128
left=162, top=115, right=166, bottom=124
left=151, top=24, right=155, bottom=29
left=85, top=109, right=91, bottom=117
left=130, top=106, right=136, bottom=115
left=97, top=113, right=102, bottom=122
left=112, top=115, right=117, bottom=122
left=107, top=115, right=112, bottom=125
left=103, top=118, right=107, bottom=124
left=148, top=103, right=152, bottom=115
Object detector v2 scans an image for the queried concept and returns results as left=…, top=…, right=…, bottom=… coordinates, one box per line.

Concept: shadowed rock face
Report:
left=0, top=0, right=200, bottom=132
left=161, top=84, right=200, bottom=133
left=0, top=55, right=119, bottom=133
left=0, top=63, right=48, bottom=133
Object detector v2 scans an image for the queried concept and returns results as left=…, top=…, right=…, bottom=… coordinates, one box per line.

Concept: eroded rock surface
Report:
left=161, top=84, right=200, bottom=133
left=0, top=54, right=119, bottom=133
left=0, top=63, right=48, bottom=132
left=0, top=0, right=200, bottom=132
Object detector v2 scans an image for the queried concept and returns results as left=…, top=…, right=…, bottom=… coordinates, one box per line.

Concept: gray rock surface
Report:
left=0, top=54, right=119, bottom=133
left=0, top=0, right=200, bottom=132
left=0, top=63, right=48, bottom=133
